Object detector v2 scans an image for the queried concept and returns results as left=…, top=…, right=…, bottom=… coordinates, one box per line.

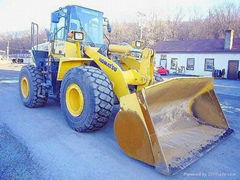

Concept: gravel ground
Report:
left=0, top=64, right=239, bottom=179
left=0, top=124, right=48, bottom=180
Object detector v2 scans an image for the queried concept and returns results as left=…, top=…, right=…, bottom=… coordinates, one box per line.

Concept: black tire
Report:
left=154, top=71, right=164, bottom=82
left=19, top=65, right=48, bottom=108
left=60, top=66, right=114, bottom=132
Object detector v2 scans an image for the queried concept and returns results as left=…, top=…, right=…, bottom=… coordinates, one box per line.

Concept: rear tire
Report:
left=60, top=66, right=114, bottom=132
left=154, top=71, right=164, bottom=82
left=19, top=65, right=48, bottom=108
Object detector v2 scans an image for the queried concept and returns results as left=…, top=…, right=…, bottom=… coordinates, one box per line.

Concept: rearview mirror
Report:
left=107, top=23, right=111, bottom=33
left=51, top=12, right=60, bottom=23
left=103, top=17, right=111, bottom=33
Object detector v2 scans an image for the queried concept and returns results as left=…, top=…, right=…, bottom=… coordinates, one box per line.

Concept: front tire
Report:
left=60, top=66, right=114, bottom=132
left=19, top=65, right=48, bottom=108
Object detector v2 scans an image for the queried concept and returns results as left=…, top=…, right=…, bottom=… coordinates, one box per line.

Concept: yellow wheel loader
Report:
left=19, top=5, right=233, bottom=175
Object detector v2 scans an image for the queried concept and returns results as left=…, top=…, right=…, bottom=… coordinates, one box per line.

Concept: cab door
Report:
left=50, top=8, right=68, bottom=56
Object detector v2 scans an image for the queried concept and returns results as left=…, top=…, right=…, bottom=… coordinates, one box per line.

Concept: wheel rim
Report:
left=66, top=84, right=84, bottom=117
left=21, top=77, right=29, bottom=98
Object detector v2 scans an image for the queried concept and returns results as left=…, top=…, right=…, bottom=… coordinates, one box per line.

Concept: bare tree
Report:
left=1, top=2, right=240, bottom=52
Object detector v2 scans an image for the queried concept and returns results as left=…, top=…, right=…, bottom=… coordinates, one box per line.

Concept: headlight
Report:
left=74, top=32, right=84, bottom=41
left=132, top=40, right=144, bottom=49
left=135, top=41, right=141, bottom=48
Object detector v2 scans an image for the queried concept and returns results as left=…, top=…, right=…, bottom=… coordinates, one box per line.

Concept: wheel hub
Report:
left=66, top=83, right=84, bottom=117
left=21, top=77, right=29, bottom=98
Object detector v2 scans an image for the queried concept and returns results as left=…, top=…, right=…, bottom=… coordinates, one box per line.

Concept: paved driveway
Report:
left=0, top=68, right=239, bottom=179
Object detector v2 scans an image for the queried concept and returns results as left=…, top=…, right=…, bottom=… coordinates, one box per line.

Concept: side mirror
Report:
left=51, top=12, right=60, bottom=23
left=107, top=23, right=111, bottom=33
left=103, top=17, right=111, bottom=33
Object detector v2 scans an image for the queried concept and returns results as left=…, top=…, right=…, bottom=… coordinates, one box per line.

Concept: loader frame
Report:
left=25, top=5, right=233, bottom=176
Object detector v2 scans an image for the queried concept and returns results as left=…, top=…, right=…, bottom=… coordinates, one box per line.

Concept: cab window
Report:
left=50, top=8, right=67, bottom=40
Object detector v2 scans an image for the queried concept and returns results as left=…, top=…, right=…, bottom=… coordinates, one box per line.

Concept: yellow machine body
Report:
left=53, top=41, right=155, bottom=97
left=51, top=39, right=233, bottom=175
left=45, top=5, right=233, bottom=175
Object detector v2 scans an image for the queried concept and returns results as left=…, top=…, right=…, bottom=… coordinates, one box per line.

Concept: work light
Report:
left=74, top=31, right=84, bottom=41
left=135, top=41, right=141, bottom=48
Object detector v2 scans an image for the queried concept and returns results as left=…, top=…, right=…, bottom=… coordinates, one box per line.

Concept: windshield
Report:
left=70, top=6, right=104, bottom=45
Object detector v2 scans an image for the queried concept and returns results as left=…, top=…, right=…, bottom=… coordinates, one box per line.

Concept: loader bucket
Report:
left=114, top=77, right=233, bottom=175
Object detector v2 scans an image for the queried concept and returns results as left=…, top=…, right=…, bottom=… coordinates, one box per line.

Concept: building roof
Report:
left=154, top=38, right=240, bottom=53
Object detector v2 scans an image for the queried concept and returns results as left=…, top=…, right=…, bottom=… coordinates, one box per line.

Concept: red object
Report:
left=156, top=67, right=169, bottom=75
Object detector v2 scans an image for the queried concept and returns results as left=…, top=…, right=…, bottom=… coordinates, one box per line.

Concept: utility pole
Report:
left=137, top=11, right=146, bottom=40
left=6, top=41, right=9, bottom=61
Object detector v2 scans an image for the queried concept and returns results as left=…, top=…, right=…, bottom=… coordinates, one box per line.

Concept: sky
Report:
left=0, top=0, right=239, bottom=33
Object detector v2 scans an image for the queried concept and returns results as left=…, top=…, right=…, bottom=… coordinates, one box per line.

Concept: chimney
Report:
left=224, top=29, right=234, bottom=50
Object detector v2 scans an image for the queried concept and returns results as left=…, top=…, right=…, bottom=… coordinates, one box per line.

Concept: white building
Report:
left=154, top=30, right=240, bottom=80
left=0, top=50, right=5, bottom=60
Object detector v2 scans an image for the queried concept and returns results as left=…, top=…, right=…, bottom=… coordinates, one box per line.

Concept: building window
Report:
left=186, top=58, right=195, bottom=70
left=205, top=58, right=214, bottom=71
left=171, top=58, right=178, bottom=70
left=160, top=54, right=167, bottom=68
left=160, top=54, right=167, bottom=60
left=160, top=59, right=167, bottom=68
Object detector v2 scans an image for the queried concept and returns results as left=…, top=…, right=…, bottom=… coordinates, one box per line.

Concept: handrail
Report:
left=31, top=22, right=39, bottom=51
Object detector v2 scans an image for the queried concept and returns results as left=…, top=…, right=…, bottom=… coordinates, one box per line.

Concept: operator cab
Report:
left=50, top=5, right=107, bottom=46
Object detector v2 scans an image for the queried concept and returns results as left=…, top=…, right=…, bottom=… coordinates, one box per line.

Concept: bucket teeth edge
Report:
left=155, top=128, right=233, bottom=176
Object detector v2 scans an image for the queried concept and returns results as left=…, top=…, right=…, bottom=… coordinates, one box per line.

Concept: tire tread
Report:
left=20, top=65, right=47, bottom=108
left=60, top=66, right=114, bottom=132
